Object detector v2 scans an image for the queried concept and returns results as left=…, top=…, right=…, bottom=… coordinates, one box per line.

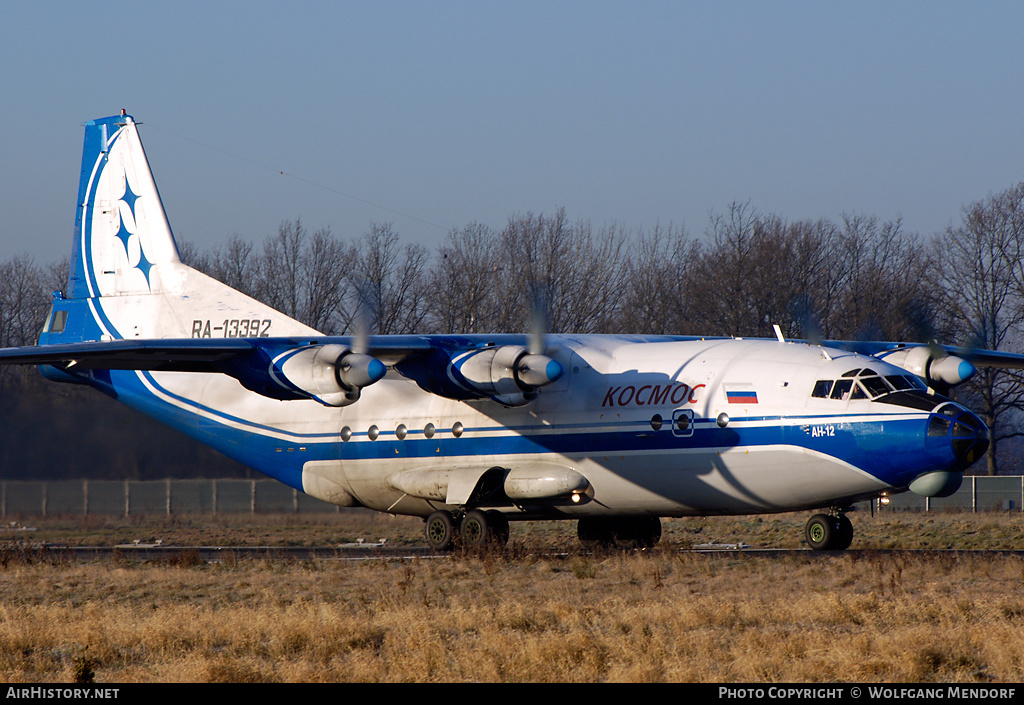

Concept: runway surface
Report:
left=13, top=543, right=1024, bottom=562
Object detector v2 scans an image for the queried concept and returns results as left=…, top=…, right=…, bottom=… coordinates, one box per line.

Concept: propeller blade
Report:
left=529, top=285, right=548, bottom=356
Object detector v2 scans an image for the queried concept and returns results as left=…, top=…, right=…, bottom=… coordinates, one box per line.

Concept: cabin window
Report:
left=672, top=409, right=694, bottom=438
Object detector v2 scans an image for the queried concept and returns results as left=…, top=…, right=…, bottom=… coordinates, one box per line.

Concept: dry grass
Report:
left=2, top=511, right=1024, bottom=683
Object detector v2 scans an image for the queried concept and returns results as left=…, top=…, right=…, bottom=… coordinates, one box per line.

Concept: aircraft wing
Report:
left=0, top=338, right=257, bottom=372
left=0, top=336, right=437, bottom=372
left=0, top=333, right=559, bottom=407
left=935, top=346, right=1024, bottom=370
left=820, top=340, right=1024, bottom=370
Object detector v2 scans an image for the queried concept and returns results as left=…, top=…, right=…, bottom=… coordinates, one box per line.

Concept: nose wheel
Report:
left=804, top=513, right=854, bottom=550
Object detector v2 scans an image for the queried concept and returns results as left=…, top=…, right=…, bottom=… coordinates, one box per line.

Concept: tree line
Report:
left=1, top=181, right=1023, bottom=478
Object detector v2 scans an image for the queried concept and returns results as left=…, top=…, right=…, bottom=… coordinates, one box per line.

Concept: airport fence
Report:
left=0, top=479, right=342, bottom=517
left=880, top=474, right=1024, bottom=512
left=0, top=475, right=1022, bottom=517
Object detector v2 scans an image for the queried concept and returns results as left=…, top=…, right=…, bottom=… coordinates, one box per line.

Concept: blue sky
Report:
left=2, top=1, right=1022, bottom=265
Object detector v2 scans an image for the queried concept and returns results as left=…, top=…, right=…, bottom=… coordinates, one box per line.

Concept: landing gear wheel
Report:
left=460, top=510, right=488, bottom=548
left=834, top=514, right=854, bottom=550
left=459, top=510, right=510, bottom=549
left=614, top=517, right=662, bottom=549
left=487, top=511, right=510, bottom=547
left=805, top=513, right=853, bottom=550
left=425, top=511, right=457, bottom=551
left=805, top=514, right=834, bottom=550
left=577, top=517, right=661, bottom=549
left=577, top=518, right=613, bottom=549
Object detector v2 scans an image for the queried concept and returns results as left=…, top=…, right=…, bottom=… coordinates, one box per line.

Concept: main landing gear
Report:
left=577, top=516, right=662, bottom=549
left=804, top=512, right=854, bottom=551
left=424, top=509, right=510, bottom=551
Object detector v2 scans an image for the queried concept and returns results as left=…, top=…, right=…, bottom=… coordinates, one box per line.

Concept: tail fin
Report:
left=50, top=111, right=315, bottom=343
left=69, top=111, right=179, bottom=301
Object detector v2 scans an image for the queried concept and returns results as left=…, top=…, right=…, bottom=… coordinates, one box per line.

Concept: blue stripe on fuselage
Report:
left=80, top=370, right=953, bottom=494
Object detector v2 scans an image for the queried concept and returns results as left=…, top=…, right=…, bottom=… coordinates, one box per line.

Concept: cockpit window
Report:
left=885, top=375, right=913, bottom=391
left=830, top=379, right=853, bottom=400
left=860, top=376, right=891, bottom=398
left=811, top=380, right=834, bottom=398
left=906, top=375, right=927, bottom=390
left=812, top=371, right=929, bottom=402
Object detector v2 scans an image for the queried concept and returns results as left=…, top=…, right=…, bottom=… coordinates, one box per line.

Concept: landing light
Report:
left=879, top=494, right=890, bottom=506
left=571, top=492, right=582, bottom=504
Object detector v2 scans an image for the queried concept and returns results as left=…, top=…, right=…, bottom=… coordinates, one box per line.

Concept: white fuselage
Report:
left=121, top=335, right=949, bottom=520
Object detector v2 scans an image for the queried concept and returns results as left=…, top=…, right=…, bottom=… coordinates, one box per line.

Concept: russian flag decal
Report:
left=725, top=384, right=758, bottom=404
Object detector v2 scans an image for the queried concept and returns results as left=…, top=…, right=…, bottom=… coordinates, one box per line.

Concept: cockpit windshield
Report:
left=811, top=368, right=927, bottom=402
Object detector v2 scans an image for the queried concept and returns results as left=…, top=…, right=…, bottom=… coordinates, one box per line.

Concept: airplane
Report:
left=0, top=111, right=1014, bottom=551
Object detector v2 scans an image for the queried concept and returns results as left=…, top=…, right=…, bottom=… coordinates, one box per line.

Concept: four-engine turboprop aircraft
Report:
left=0, top=112, right=1016, bottom=550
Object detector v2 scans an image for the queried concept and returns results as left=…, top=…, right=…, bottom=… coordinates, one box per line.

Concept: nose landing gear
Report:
left=804, top=512, right=854, bottom=551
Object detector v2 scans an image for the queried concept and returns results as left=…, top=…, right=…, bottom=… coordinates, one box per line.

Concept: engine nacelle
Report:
left=270, top=344, right=386, bottom=406
left=448, top=344, right=564, bottom=406
left=877, top=346, right=975, bottom=389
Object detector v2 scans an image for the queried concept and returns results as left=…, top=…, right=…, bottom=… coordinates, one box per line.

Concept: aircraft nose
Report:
left=928, top=403, right=989, bottom=468
left=951, top=412, right=989, bottom=465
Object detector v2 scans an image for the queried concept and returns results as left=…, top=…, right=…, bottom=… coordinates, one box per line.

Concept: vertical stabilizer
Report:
left=69, top=111, right=180, bottom=300
left=49, top=112, right=317, bottom=344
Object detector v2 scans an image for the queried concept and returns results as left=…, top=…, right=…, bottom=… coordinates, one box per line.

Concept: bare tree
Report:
left=347, top=223, right=429, bottom=336
left=205, top=234, right=259, bottom=299
left=426, top=223, right=502, bottom=334
left=256, top=219, right=307, bottom=321
left=692, top=202, right=792, bottom=337
left=615, top=223, right=699, bottom=335
left=935, top=183, right=1024, bottom=474
left=494, top=209, right=627, bottom=334
left=0, top=255, right=51, bottom=347
left=834, top=214, right=936, bottom=342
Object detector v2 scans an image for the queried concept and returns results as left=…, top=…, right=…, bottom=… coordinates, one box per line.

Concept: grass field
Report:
left=2, top=511, right=1024, bottom=683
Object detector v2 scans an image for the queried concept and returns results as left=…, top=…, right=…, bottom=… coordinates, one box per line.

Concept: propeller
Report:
left=519, top=283, right=562, bottom=388
left=348, top=276, right=375, bottom=356
left=334, top=276, right=385, bottom=401
left=528, top=284, right=549, bottom=356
